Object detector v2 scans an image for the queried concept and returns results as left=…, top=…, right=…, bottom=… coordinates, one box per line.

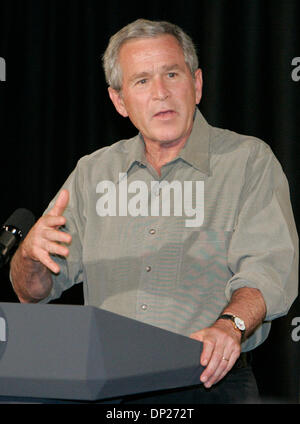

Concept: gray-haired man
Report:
left=10, top=19, right=298, bottom=403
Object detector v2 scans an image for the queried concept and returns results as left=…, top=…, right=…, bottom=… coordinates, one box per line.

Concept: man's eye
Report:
left=168, top=72, right=177, bottom=78
left=137, top=79, right=147, bottom=85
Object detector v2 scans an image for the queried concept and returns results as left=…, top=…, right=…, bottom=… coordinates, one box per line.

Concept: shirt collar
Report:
left=120, top=107, right=211, bottom=178
left=177, top=108, right=210, bottom=175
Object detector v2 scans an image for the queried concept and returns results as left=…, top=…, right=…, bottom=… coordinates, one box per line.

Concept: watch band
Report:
left=217, top=314, right=246, bottom=341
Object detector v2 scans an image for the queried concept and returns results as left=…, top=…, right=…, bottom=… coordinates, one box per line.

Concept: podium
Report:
left=0, top=303, right=203, bottom=402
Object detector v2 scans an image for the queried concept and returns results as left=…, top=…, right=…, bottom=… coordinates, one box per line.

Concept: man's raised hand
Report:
left=20, top=189, right=72, bottom=274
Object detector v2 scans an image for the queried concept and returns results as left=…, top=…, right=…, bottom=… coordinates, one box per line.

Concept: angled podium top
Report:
left=0, top=302, right=203, bottom=402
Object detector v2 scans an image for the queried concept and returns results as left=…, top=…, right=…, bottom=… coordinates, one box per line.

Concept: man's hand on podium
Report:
left=190, top=321, right=241, bottom=389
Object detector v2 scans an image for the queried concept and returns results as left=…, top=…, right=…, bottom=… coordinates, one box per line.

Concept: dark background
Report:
left=0, top=0, right=299, bottom=403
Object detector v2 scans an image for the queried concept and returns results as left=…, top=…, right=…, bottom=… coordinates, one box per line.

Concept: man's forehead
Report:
left=119, top=34, right=184, bottom=59
left=119, top=35, right=186, bottom=73
left=121, top=33, right=180, bottom=46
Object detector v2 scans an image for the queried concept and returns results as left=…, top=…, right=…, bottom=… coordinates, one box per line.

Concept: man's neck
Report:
left=144, top=136, right=188, bottom=176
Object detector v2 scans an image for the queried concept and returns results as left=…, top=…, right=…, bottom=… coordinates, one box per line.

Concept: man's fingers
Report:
left=30, top=238, right=69, bottom=264
left=39, top=251, right=61, bottom=274
left=204, top=349, right=240, bottom=387
left=18, top=190, right=71, bottom=276
left=48, top=189, right=69, bottom=217
left=44, top=240, right=70, bottom=258
left=22, top=215, right=71, bottom=273
left=213, top=358, right=235, bottom=385
left=199, top=339, right=214, bottom=367
left=190, top=330, right=211, bottom=367
left=191, top=325, right=242, bottom=388
left=42, top=215, right=66, bottom=229
left=43, top=228, right=72, bottom=244
left=200, top=348, right=223, bottom=384
left=34, top=241, right=69, bottom=274
left=200, top=342, right=241, bottom=387
left=190, top=330, right=214, bottom=368
left=201, top=351, right=229, bottom=387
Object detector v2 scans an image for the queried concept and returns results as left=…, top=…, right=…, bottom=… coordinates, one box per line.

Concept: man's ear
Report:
left=108, top=87, right=129, bottom=117
left=194, top=68, right=203, bottom=105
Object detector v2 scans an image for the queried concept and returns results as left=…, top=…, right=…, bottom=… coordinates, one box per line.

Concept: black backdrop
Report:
left=0, top=0, right=299, bottom=403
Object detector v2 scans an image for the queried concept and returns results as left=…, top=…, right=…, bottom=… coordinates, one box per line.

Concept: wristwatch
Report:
left=217, top=314, right=246, bottom=341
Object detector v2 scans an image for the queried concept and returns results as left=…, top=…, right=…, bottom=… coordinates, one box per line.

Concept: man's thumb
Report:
left=49, top=189, right=69, bottom=217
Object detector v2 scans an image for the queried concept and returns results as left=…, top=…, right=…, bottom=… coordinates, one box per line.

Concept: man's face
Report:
left=108, top=35, right=202, bottom=146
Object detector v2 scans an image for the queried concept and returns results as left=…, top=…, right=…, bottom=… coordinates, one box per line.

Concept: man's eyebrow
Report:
left=129, top=64, right=183, bottom=83
left=161, top=64, right=182, bottom=72
left=129, top=71, right=151, bottom=83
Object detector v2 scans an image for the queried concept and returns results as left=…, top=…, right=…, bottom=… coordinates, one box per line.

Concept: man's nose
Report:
left=152, top=77, right=170, bottom=100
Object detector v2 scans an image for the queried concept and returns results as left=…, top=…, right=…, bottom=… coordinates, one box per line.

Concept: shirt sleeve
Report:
left=40, top=162, right=86, bottom=303
left=225, top=141, right=298, bottom=321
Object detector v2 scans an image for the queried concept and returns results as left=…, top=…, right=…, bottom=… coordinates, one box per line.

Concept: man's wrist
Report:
left=212, top=319, right=242, bottom=343
left=216, top=313, right=246, bottom=342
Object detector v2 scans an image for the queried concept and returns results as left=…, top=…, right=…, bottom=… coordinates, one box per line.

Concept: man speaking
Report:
left=10, top=19, right=298, bottom=404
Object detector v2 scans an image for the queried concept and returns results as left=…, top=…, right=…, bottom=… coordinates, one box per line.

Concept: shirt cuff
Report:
left=225, top=273, right=288, bottom=321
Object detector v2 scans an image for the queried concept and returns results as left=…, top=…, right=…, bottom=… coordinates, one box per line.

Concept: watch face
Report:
left=234, top=317, right=246, bottom=331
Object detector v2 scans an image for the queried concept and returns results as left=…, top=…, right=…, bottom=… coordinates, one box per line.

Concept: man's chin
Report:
left=144, top=128, right=183, bottom=144
left=152, top=132, right=189, bottom=147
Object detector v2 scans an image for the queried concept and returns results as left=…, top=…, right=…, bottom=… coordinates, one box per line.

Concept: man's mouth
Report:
left=153, top=110, right=176, bottom=119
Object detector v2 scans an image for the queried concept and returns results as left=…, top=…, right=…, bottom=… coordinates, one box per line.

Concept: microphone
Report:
left=0, top=208, right=35, bottom=268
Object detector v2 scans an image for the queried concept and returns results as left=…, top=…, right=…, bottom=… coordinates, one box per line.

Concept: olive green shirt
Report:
left=44, top=108, right=298, bottom=352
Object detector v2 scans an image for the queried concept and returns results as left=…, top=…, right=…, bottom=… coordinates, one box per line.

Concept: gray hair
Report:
left=102, top=18, right=199, bottom=91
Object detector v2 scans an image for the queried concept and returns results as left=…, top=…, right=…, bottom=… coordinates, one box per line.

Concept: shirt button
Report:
left=146, top=266, right=151, bottom=272
left=141, top=304, right=148, bottom=311
left=149, top=228, right=156, bottom=235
